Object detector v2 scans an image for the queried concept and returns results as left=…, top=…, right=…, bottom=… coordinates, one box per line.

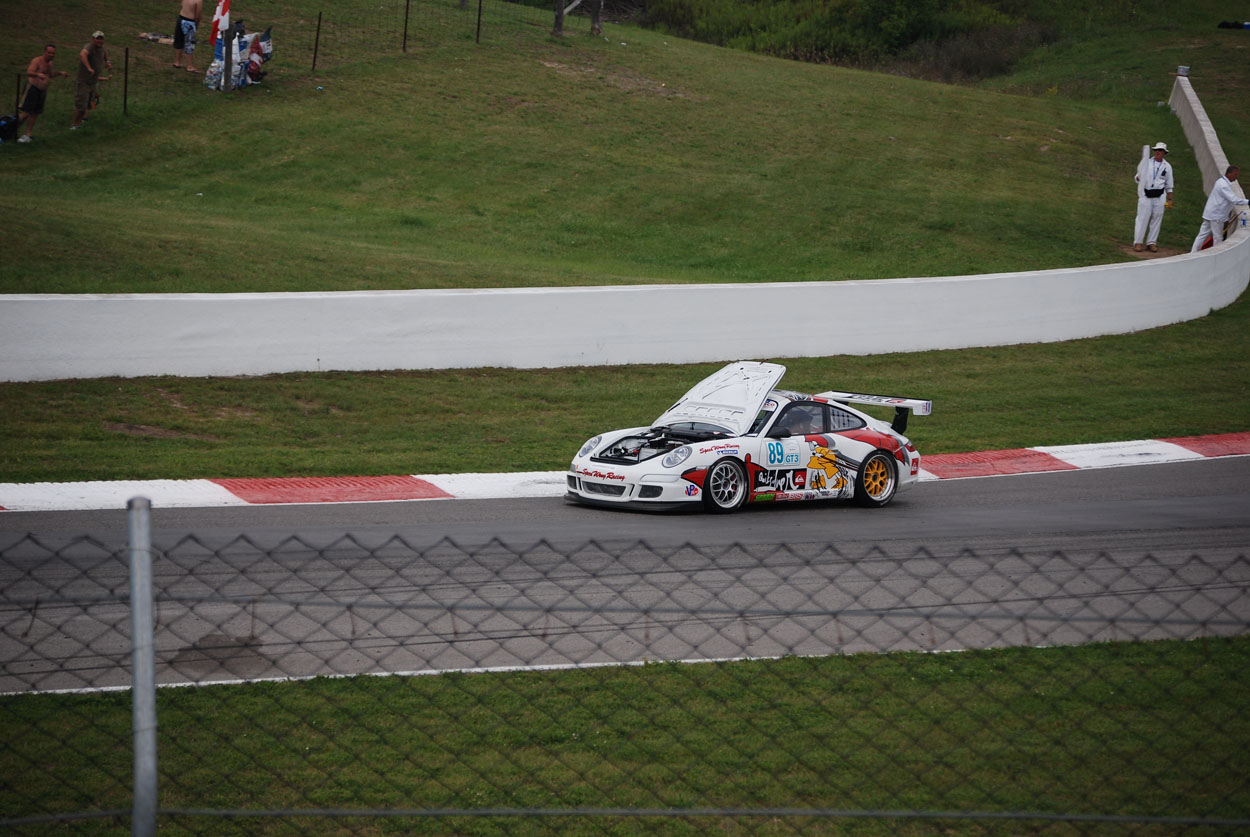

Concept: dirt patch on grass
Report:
left=297, top=399, right=342, bottom=415
left=1118, top=243, right=1185, bottom=259
left=102, top=421, right=221, bottom=441
left=155, top=388, right=258, bottom=420
left=214, top=405, right=259, bottom=420
left=155, top=387, right=193, bottom=410
left=541, top=60, right=689, bottom=97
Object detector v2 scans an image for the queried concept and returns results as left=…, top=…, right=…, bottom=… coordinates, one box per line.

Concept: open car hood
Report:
left=652, top=361, right=786, bottom=437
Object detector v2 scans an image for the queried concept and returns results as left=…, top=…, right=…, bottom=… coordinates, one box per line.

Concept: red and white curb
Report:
left=918, top=432, right=1250, bottom=480
left=1, top=433, right=1247, bottom=513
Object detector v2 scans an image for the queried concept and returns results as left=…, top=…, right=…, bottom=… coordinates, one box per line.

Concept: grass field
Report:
left=1, top=0, right=1249, bottom=482
left=4, top=636, right=1247, bottom=833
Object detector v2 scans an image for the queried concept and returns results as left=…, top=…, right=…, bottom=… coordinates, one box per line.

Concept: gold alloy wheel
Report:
left=863, top=457, right=890, bottom=497
left=854, top=451, right=897, bottom=507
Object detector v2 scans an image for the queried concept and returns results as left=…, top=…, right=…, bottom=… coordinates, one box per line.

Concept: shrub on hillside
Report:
left=640, top=0, right=1061, bottom=76
left=892, top=22, right=1057, bottom=82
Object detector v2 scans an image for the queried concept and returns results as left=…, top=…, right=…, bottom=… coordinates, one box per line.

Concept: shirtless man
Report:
left=173, top=0, right=202, bottom=72
left=16, top=44, right=69, bottom=143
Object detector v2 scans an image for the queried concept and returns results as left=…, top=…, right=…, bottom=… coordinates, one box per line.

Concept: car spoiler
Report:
left=816, top=391, right=932, bottom=435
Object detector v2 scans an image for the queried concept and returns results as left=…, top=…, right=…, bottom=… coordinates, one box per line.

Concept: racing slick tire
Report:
left=853, top=450, right=898, bottom=508
left=703, top=458, right=748, bottom=513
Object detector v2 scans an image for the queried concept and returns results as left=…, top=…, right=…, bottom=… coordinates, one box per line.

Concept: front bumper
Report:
left=564, top=491, right=693, bottom=512
left=565, top=470, right=701, bottom=509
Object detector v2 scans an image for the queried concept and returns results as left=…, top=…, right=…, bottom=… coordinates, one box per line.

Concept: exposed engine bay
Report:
left=592, top=424, right=727, bottom=464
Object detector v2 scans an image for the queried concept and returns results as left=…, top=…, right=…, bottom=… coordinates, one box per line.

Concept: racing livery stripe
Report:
left=680, top=467, right=709, bottom=489
left=212, top=475, right=453, bottom=504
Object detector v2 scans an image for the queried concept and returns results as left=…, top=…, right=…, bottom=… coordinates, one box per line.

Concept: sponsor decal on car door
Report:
left=804, top=437, right=850, bottom=496
left=756, top=436, right=810, bottom=498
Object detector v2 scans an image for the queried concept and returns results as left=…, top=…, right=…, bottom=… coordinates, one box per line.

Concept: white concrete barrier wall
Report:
left=2, top=79, right=1247, bottom=382
left=1170, top=75, right=1229, bottom=194
left=3, top=243, right=1248, bottom=381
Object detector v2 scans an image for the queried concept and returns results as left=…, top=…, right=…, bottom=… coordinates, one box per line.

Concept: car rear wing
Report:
left=816, top=391, right=932, bottom=435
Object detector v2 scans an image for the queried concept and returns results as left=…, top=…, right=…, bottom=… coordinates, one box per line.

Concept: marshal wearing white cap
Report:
left=1133, top=142, right=1174, bottom=252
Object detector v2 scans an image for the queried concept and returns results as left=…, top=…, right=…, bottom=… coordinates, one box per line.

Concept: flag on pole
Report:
left=210, top=0, right=231, bottom=57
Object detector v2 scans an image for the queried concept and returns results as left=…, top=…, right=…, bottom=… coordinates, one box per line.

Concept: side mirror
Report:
left=767, top=427, right=790, bottom=439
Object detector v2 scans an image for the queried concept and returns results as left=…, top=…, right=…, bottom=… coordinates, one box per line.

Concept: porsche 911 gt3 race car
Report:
left=566, top=361, right=930, bottom=513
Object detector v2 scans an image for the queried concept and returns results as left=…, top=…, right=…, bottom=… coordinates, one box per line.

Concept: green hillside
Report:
left=3, top=0, right=1246, bottom=294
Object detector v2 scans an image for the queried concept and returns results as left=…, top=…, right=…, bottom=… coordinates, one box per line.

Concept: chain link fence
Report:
left=2, top=500, right=1249, bottom=833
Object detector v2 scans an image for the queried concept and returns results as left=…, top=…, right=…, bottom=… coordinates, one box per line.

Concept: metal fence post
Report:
left=403, top=0, right=411, bottom=53
left=128, top=497, right=157, bottom=837
left=224, top=30, right=234, bottom=92
left=313, top=11, right=323, bottom=74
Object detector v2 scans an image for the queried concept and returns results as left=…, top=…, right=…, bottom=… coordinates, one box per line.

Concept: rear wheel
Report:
left=702, top=458, right=748, bottom=513
left=854, top=451, right=897, bottom=508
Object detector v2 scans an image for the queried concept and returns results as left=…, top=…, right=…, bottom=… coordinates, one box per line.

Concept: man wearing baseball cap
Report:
left=71, top=30, right=112, bottom=131
left=1133, top=142, right=1174, bottom=253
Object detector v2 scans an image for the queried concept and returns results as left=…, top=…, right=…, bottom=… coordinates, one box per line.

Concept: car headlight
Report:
left=662, top=445, right=692, bottom=468
left=577, top=435, right=603, bottom=458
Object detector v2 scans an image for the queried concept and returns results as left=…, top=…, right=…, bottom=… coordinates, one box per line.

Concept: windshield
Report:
left=746, top=398, right=779, bottom=435
left=660, top=421, right=734, bottom=437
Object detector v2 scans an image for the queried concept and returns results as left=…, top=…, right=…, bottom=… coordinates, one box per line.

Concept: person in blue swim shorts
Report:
left=173, top=0, right=201, bottom=73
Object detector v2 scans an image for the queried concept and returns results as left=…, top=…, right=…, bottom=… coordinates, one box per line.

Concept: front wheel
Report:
left=854, top=450, right=897, bottom=508
left=702, top=458, right=748, bottom=513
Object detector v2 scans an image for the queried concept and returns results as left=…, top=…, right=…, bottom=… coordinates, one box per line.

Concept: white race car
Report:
left=567, top=361, right=930, bottom=513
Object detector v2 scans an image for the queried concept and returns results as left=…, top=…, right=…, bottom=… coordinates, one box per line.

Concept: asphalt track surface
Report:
left=0, top=455, right=1247, bottom=553
left=2, top=455, right=1248, bottom=694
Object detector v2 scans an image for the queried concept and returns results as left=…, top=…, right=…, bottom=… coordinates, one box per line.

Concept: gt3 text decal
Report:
left=766, top=441, right=801, bottom=466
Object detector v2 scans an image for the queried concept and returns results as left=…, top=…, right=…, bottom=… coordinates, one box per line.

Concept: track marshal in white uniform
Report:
left=1133, top=142, right=1173, bottom=252
left=1191, top=165, right=1249, bottom=252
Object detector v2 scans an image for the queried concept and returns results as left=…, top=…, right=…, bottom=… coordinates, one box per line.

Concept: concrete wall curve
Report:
left=2, top=79, right=1247, bottom=382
